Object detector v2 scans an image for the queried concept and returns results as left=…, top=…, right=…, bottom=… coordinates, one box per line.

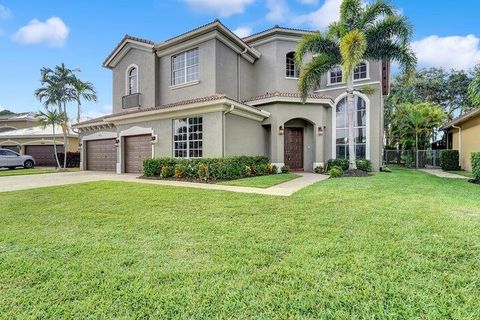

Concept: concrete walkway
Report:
left=0, top=171, right=328, bottom=196
left=419, top=168, right=469, bottom=179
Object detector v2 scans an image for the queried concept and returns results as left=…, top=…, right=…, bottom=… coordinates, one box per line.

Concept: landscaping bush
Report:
left=440, top=150, right=460, bottom=171
left=401, top=153, right=415, bottom=168
left=356, top=159, right=372, bottom=172
left=266, top=163, right=277, bottom=174
left=327, top=158, right=349, bottom=171
left=471, top=152, right=480, bottom=179
left=142, top=156, right=271, bottom=181
left=314, top=165, right=324, bottom=174
left=160, top=166, right=173, bottom=178
left=328, top=165, right=343, bottom=178
left=56, top=152, right=80, bottom=168
left=281, top=165, right=290, bottom=173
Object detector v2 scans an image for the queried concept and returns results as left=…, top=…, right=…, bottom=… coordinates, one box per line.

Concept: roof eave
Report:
left=103, top=37, right=155, bottom=69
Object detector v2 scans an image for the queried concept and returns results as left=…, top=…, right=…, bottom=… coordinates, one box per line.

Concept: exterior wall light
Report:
left=151, top=134, right=158, bottom=144
left=115, top=138, right=120, bottom=147
left=278, top=125, right=284, bottom=135
left=318, top=126, right=324, bottom=136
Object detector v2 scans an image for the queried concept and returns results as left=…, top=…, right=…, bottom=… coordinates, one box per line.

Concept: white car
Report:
left=0, top=149, right=35, bottom=169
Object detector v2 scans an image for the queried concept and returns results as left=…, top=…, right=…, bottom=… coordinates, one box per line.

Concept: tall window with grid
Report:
left=335, top=96, right=367, bottom=159
left=173, top=117, right=203, bottom=158
left=171, top=48, right=199, bottom=86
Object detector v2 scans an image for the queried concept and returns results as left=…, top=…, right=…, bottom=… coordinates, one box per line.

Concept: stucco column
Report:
left=313, top=124, right=325, bottom=170
left=270, top=119, right=285, bottom=169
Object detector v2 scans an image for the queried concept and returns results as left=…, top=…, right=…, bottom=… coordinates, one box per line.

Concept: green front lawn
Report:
left=0, top=168, right=79, bottom=177
left=218, top=173, right=300, bottom=188
left=447, top=170, right=473, bottom=178
left=1, top=168, right=479, bottom=318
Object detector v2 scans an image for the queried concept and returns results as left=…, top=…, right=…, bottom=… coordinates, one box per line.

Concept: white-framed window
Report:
left=286, top=52, right=300, bottom=78
left=171, top=48, right=199, bottom=86
left=354, top=62, right=368, bottom=80
left=335, top=96, right=367, bottom=159
left=173, top=117, right=203, bottom=158
left=329, top=65, right=343, bottom=84
left=127, top=65, right=138, bottom=95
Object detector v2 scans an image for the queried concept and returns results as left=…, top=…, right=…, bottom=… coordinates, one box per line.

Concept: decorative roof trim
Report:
left=441, top=108, right=480, bottom=130
left=244, top=91, right=333, bottom=106
left=103, top=35, right=155, bottom=68
left=243, top=26, right=313, bottom=44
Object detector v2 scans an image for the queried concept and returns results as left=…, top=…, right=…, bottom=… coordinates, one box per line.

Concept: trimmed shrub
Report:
left=143, top=156, right=270, bottom=181
left=327, top=158, right=349, bottom=171
left=314, top=165, right=324, bottom=174
left=440, top=150, right=460, bottom=171
left=328, top=166, right=343, bottom=178
left=266, top=163, right=277, bottom=174
left=471, top=152, right=480, bottom=179
left=160, top=165, right=172, bottom=178
left=281, top=165, right=290, bottom=173
left=356, top=159, right=372, bottom=172
left=174, top=165, right=185, bottom=178
left=57, top=152, right=80, bottom=168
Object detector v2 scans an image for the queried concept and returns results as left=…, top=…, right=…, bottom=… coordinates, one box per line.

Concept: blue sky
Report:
left=1, top=0, right=479, bottom=118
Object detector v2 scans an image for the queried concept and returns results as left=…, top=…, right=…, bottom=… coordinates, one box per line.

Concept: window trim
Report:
left=331, top=92, right=370, bottom=160
left=327, top=65, right=343, bottom=86
left=327, top=61, right=370, bottom=86
left=285, top=51, right=300, bottom=79
left=170, top=47, right=199, bottom=87
left=125, top=64, right=139, bottom=95
left=172, top=116, right=203, bottom=158
left=353, top=61, right=369, bottom=81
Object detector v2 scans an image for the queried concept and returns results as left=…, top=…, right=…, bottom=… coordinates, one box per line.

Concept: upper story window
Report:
left=127, top=65, right=138, bottom=95
left=171, top=48, right=199, bottom=86
left=354, top=62, right=368, bottom=80
left=286, top=52, right=300, bottom=78
left=329, top=65, right=343, bottom=84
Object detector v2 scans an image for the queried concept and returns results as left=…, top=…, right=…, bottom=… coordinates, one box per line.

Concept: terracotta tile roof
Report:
left=103, top=34, right=155, bottom=67
left=243, top=25, right=314, bottom=43
left=161, top=19, right=220, bottom=44
left=441, top=108, right=480, bottom=129
left=74, top=114, right=113, bottom=126
left=244, top=91, right=332, bottom=103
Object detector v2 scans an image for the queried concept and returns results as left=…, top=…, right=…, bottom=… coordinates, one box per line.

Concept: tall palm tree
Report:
left=35, top=63, right=76, bottom=169
left=296, top=0, right=417, bottom=170
left=36, top=109, right=68, bottom=170
left=73, top=78, right=97, bottom=123
left=468, top=74, right=480, bottom=106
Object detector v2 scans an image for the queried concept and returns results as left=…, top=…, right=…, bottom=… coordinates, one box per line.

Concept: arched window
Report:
left=354, top=61, right=368, bottom=80
left=127, top=65, right=138, bottom=95
left=329, top=65, right=343, bottom=84
left=286, top=52, right=299, bottom=78
left=335, top=95, right=367, bottom=159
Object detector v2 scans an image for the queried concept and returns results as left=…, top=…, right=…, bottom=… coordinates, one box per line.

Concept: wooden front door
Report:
left=284, top=127, right=304, bottom=171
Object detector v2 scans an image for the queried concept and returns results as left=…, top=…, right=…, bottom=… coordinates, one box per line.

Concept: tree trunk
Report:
left=346, top=75, right=357, bottom=170
left=415, top=131, right=419, bottom=169
left=77, top=102, right=81, bottom=124
left=52, top=124, right=62, bottom=169
left=62, top=102, right=68, bottom=169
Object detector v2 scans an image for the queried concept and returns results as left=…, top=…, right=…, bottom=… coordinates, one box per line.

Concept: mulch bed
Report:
left=342, top=169, right=370, bottom=177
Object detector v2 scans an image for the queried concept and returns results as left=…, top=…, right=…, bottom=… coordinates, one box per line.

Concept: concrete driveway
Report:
left=0, top=171, right=328, bottom=196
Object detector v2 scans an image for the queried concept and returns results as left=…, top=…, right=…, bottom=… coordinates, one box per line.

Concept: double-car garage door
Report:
left=85, top=135, right=151, bottom=173
left=25, top=145, right=64, bottom=167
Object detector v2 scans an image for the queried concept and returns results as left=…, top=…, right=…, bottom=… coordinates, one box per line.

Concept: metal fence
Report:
left=384, top=149, right=446, bottom=168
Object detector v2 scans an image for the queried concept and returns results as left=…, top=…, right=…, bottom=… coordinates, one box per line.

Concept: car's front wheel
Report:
left=24, top=160, right=34, bottom=169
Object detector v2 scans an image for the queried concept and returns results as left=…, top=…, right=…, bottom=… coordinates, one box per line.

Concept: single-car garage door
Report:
left=124, top=134, right=152, bottom=173
left=86, top=139, right=117, bottom=171
left=25, top=145, right=64, bottom=167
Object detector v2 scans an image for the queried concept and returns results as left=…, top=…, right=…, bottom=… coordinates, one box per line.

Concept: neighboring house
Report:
left=74, top=20, right=388, bottom=173
left=0, top=125, right=78, bottom=166
left=442, top=108, right=480, bottom=172
left=0, top=112, right=38, bottom=133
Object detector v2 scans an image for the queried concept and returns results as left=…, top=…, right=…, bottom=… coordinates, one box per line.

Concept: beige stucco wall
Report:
left=225, top=113, right=268, bottom=157
left=0, top=136, right=78, bottom=154
left=450, top=114, right=480, bottom=171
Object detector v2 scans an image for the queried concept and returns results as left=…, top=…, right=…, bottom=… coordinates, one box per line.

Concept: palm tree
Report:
left=35, top=63, right=76, bottom=169
left=296, top=0, right=417, bottom=170
left=72, top=78, right=97, bottom=123
left=468, top=74, right=480, bottom=106
left=36, top=110, right=68, bottom=170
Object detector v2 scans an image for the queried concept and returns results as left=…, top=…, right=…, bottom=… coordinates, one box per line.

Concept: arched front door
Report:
left=284, top=127, right=304, bottom=171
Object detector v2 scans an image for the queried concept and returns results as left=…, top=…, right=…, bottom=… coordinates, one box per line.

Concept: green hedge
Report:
left=327, top=158, right=372, bottom=172
left=440, top=150, right=460, bottom=171
left=143, top=156, right=272, bottom=181
left=471, top=152, right=480, bottom=179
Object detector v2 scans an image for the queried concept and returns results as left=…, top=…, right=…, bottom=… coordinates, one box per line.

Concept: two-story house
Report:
left=74, top=20, right=387, bottom=173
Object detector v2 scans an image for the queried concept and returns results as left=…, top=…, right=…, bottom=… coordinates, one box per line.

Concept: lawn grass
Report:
left=0, top=168, right=79, bottom=177
left=218, top=173, right=300, bottom=188
left=0, top=167, right=479, bottom=318
left=447, top=170, right=473, bottom=178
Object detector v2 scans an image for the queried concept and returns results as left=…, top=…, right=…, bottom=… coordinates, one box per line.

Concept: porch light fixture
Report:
left=278, top=125, right=284, bottom=135
left=151, top=135, right=158, bottom=144
left=115, top=138, right=120, bottom=147
left=78, top=142, right=83, bottom=147
left=318, top=126, right=325, bottom=136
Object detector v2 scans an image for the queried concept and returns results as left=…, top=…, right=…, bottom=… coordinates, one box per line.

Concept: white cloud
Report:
left=293, top=0, right=341, bottom=30
left=266, top=0, right=289, bottom=22
left=12, top=17, right=69, bottom=47
left=0, top=4, right=11, bottom=20
left=232, top=26, right=253, bottom=38
left=80, top=105, right=112, bottom=122
left=411, top=34, right=480, bottom=70
left=183, top=0, right=254, bottom=17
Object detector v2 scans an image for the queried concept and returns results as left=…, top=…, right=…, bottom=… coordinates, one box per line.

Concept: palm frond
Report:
left=365, top=41, right=416, bottom=76
left=326, top=21, right=346, bottom=39
left=468, top=75, right=480, bottom=106
left=298, top=54, right=338, bottom=101
left=365, top=14, right=413, bottom=46
left=340, top=0, right=362, bottom=30
left=340, top=29, right=367, bottom=80
left=358, top=0, right=396, bottom=28
left=295, top=31, right=340, bottom=66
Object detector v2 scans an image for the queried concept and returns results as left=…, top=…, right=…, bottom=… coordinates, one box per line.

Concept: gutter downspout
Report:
left=452, top=124, right=462, bottom=168
left=223, top=104, right=235, bottom=157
